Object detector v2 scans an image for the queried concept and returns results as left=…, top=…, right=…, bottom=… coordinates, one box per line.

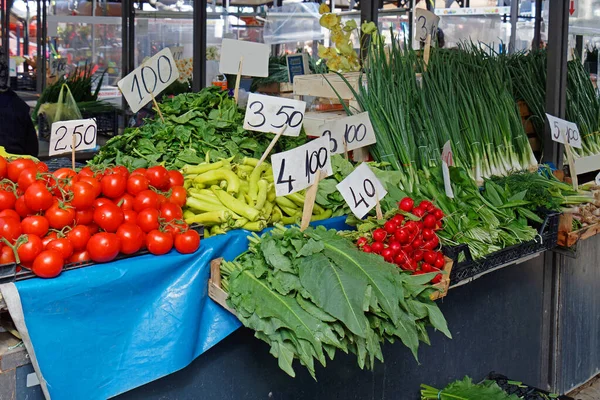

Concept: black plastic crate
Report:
left=443, top=211, right=560, bottom=285
left=38, top=109, right=118, bottom=140
left=14, top=73, right=37, bottom=91
left=488, top=372, right=573, bottom=400
left=44, top=157, right=85, bottom=172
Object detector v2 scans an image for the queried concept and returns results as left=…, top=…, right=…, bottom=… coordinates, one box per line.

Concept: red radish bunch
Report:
left=356, top=197, right=446, bottom=284
left=0, top=157, right=201, bottom=279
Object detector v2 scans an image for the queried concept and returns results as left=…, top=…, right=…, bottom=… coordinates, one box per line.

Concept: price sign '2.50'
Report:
left=49, top=119, right=97, bottom=157
left=336, top=163, right=387, bottom=219
left=244, top=93, right=306, bottom=137
left=271, top=136, right=333, bottom=196
left=118, top=48, right=179, bottom=113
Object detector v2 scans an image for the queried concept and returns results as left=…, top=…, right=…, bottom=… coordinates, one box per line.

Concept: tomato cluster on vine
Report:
left=0, top=157, right=200, bottom=279
left=356, top=197, right=446, bottom=284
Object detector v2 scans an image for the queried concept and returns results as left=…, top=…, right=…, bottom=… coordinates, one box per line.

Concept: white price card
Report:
left=336, top=163, right=387, bottom=219
left=441, top=140, right=454, bottom=199
left=169, top=46, right=184, bottom=61
left=271, top=136, right=333, bottom=196
left=49, top=56, right=67, bottom=77
left=244, top=93, right=306, bottom=137
left=415, top=9, right=440, bottom=42
left=49, top=119, right=97, bottom=156
left=319, top=112, right=377, bottom=154
left=546, top=113, right=582, bottom=149
left=595, top=172, right=600, bottom=186
left=117, top=48, right=179, bottom=113
left=219, top=39, right=270, bottom=78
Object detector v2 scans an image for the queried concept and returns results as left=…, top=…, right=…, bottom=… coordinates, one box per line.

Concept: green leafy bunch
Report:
left=421, top=376, right=520, bottom=400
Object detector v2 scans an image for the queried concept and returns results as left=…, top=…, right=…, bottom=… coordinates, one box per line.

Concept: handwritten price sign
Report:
left=271, top=136, right=333, bottom=196
left=319, top=112, right=377, bottom=154
left=336, top=163, right=386, bottom=219
left=415, top=9, right=440, bottom=42
left=546, top=113, right=582, bottom=149
left=49, top=119, right=97, bottom=156
left=244, top=93, right=306, bottom=136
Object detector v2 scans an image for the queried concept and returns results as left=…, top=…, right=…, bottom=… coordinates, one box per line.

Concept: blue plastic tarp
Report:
left=13, top=217, right=350, bottom=400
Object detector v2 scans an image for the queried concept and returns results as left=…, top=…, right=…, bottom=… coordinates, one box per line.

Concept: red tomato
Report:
left=93, top=197, right=114, bottom=209
left=130, top=168, right=146, bottom=177
left=0, top=156, right=7, bottom=179
left=169, top=186, right=187, bottom=207
left=36, top=162, right=49, bottom=173
left=79, top=176, right=102, bottom=198
left=101, top=173, right=127, bottom=199
left=14, top=196, right=30, bottom=218
left=168, top=170, right=184, bottom=187
left=93, top=203, right=124, bottom=232
left=0, top=189, right=16, bottom=211
left=145, top=166, right=170, bottom=189
left=71, top=181, right=97, bottom=210
left=45, top=204, right=76, bottom=229
left=75, top=208, right=94, bottom=225
left=7, top=159, right=36, bottom=182
left=157, top=193, right=167, bottom=206
left=52, top=168, right=78, bottom=181
left=78, top=166, right=96, bottom=178
left=0, top=246, right=15, bottom=264
left=32, top=250, right=64, bottom=278
left=0, top=217, right=22, bottom=243
left=17, top=167, right=39, bottom=190
left=174, top=230, right=200, bottom=254
left=133, top=190, right=160, bottom=212
left=66, top=225, right=91, bottom=251
left=111, top=166, right=129, bottom=178
left=46, top=238, right=74, bottom=260
left=137, top=208, right=160, bottom=233
left=116, top=223, right=144, bottom=254
left=21, top=216, right=49, bottom=237
left=87, top=232, right=121, bottom=263
left=123, top=210, right=138, bottom=224
left=126, top=175, right=149, bottom=196
left=115, top=193, right=134, bottom=211
left=17, top=234, right=44, bottom=263
left=69, top=250, right=91, bottom=264
left=160, top=203, right=183, bottom=222
left=86, top=223, right=100, bottom=235
left=164, top=222, right=186, bottom=238
left=0, top=209, right=19, bottom=220
left=41, top=232, right=58, bottom=248
left=25, top=182, right=53, bottom=212
left=146, top=230, right=173, bottom=255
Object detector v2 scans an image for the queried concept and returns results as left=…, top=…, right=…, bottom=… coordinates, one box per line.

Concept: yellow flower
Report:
left=361, top=21, right=377, bottom=35
left=318, top=44, right=337, bottom=59
left=327, top=55, right=342, bottom=71
left=343, top=19, right=357, bottom=32
left=319, top=14, right=338, bottom=29
left=337, top=41, right=355, bottom=56
left=318, top=3, right=330, bottom=15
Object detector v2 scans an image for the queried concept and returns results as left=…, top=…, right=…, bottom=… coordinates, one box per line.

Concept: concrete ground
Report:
left=569, top=375, right=600, bottom=400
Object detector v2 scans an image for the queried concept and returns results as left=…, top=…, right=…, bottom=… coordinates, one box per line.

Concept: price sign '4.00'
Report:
left=319, top=112, right=377, bottom=154
left=546, top=113, right=582, bottom=149
left=118, top=48, right=179, bottom=113
left=336, top=163, right=387, bottom=219
left=271, top=136, right=333, bottom=196
left=244, top=93, right=306, bottom=137
left=49, top=119, right=97, bottom=157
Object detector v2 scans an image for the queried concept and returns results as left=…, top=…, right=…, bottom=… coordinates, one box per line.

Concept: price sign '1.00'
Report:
left=319, top=112, right=377, bottom=154
left=336, top=163, right=387, bottom=219
left=244, top=93, right=306, bottom=137
left=49, top=119, right=97, bottom=157
left=271, top=136, right=333, bottom=196
left=118, top=48, right=179, bottom=113
left=546, top=113, right=582, bottom=149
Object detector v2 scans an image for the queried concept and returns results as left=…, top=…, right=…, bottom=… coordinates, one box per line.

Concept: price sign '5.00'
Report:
left=271, top=136, right=333, bottom=196
left=319, top=112, right=377, bottom=154
left=118, top=48, right=179, bottom=113
left=244, top=93, right=306, bottom=137
left=336, top=163, right=387, bottom=219
left=546, top=113, right=582, bottom=149
left=49, top=119, right=97, bottom=157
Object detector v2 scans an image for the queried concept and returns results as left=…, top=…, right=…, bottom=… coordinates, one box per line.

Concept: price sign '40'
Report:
left=271, top=136, right=333, bottom=196
left=336, top=163, right=387, bottom=219
left=319, top=112, right=377, bottom=154
left=546, top=113, right=582, bottom=149
left=118, top=48, right=179, bottom=113
left=244, top=93, right=306, bottom=137
left=49, top=119, right=97, bottom=157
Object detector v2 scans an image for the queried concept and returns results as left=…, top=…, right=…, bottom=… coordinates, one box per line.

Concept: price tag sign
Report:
left=415, top=9, right=440, bottom=42
left=441, top=140, right=454, bottom=199
left=244, top=93, right=306, bottom=137
left=49, top=119, right=97, bottom=156
left=319, top=112, right=376, bottom=154
left=595, top=172, right=600, bottom=186
left=219, top=39, right=270, bottom=77
left=546, top=113, right=582, bottom=149
left=169, top=46, right=184, bottom=61
left=117, top=48, right=179, bottom=113
left=271, top=136, right=333, bottom=196
left=49, top=56, right=67, bottom=77
left=336, top=163, right=387, bottom=219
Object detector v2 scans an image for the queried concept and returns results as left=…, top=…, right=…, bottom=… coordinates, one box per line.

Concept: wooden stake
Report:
left=375, top=188, right=383, bottom=220
left=564, top=142, right=578, bottom=190
left=255, top=125, right=288, bottom=169
left=151, top=93, right=165, bottom=123
left=423, top=33, right=432, bottom=71
left=71, top=132, right=76, bottom=170
left=343, top=140, right=349, bottom=161
left=234, top=56, right=244, bottom=105
left=300, top=169, right=321, bottom=231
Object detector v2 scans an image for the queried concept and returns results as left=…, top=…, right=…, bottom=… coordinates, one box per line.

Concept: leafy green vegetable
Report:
left=421, top=377, right=521, bottom=400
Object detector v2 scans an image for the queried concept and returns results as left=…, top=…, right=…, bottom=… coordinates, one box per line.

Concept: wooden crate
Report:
left=208, top=256, right=453, bottom=314
left=557, top=212, right=600, bottom=247
left=293, top=72, right=360, bottom=101
left=255, top=82, right=293, bottom=94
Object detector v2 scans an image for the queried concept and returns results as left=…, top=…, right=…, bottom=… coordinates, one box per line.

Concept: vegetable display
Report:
left=0, top=158, right=200, bottom=278
left=90, top=87, right=306, bottom=170
left=421, top=376, right=520, bottom=400
left=220, top=225, right=451, bottom=379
